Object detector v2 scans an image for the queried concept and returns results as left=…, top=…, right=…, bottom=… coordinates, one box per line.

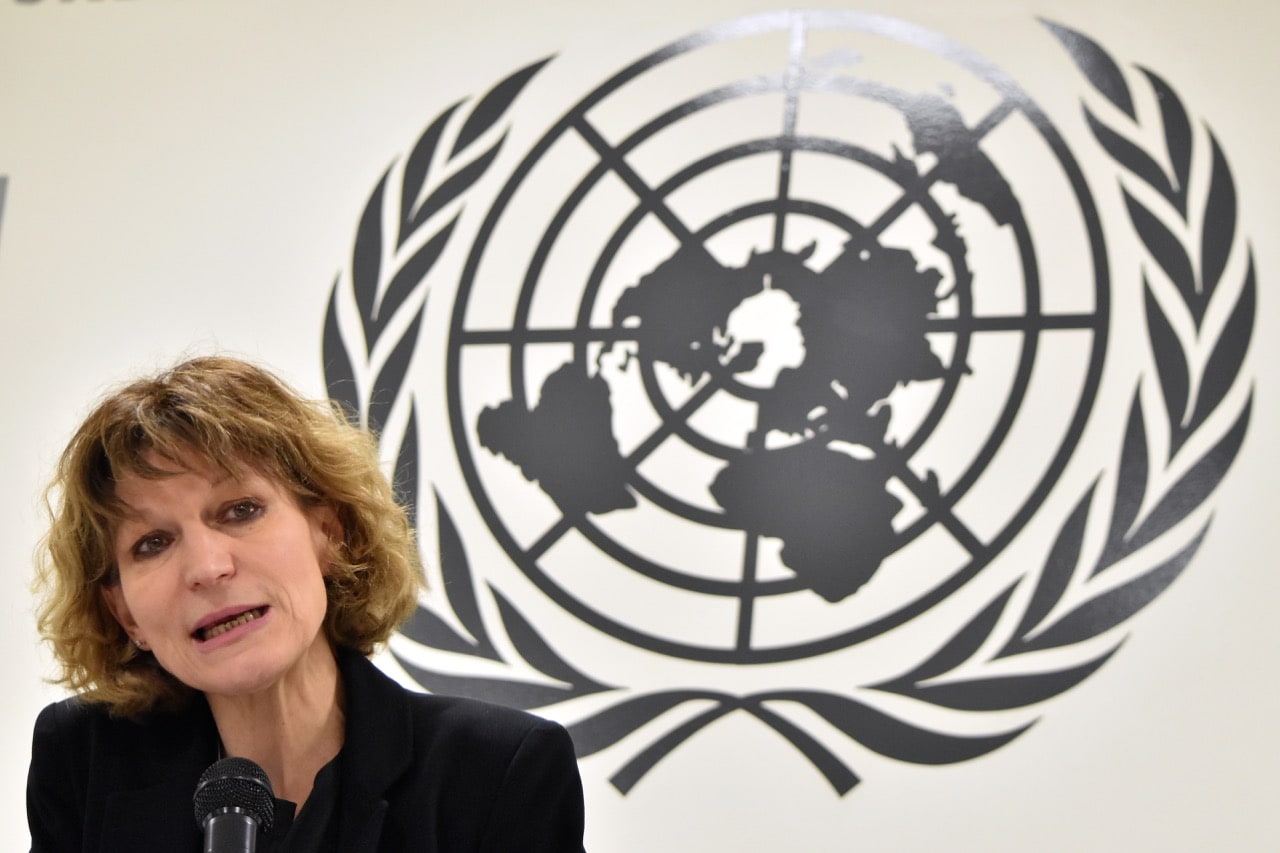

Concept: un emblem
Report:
left=322, top=11, right=1254, bottom=794
left=451, top=11, right=1106, bottom=664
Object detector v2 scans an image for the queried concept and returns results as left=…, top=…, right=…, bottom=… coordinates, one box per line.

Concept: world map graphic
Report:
left=478, top=228, right=954, bottom=602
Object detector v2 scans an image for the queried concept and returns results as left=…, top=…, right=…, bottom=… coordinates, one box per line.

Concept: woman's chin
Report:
left=174, top=639, right=335, bottom=701
left=165, top=652, right=288, bottom=699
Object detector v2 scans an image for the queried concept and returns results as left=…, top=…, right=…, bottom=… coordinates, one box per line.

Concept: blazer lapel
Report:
left=334, top=650, right=415, bottom=853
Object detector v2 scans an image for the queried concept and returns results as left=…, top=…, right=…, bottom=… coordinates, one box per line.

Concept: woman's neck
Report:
left=206, top=642, right=345, bottom=807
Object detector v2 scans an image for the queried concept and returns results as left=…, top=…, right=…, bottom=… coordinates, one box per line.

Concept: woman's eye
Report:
left=132, top=533, right=171, bottom=558
left=223, top=500, right=264, bottom=523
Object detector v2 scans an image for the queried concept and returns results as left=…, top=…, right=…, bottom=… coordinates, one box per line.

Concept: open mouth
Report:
left=194, top=607, right=268, bottom=642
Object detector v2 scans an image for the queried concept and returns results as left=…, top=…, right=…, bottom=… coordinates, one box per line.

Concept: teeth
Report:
left=200, top=608, right=264, bottom=641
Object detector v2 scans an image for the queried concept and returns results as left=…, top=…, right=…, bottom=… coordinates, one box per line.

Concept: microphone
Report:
left=193, top=756, right=276, bottom=853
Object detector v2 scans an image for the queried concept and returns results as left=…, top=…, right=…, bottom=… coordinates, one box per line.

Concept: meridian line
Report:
left=772, top=16, right=806, bottom=250
left=625, top=377, right=720, bottom=469
left=972, top=97, right=1019, bottom=140
left=868, top=97, right=1020, bottom=237
left=881, top=448, right=985, bottom=556
left=526, top=375, right=722, bottom=564
left=572, top=116, right=697, bottom=244
left=868, top=164, right=947, bottom=237
left=528, top=517, right=573, bottom=562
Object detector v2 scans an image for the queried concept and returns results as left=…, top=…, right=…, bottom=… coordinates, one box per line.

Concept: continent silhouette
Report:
left=710, top=441, right=901, bottom=602
left=478, top=364, right=636, bottom=516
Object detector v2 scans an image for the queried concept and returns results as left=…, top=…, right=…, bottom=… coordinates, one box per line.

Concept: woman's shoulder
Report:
left=34, top=693, right=198, bottom=736
left=32, top=691, right=213, bottom=775
left=28, top=697, right=122, bottom=834
left=399, top=693, right=586, bottom=850
left=342, top=649, right=572, bottom=752
left=346, top=653, right=575, bottom=770
left=405, top=690, right=570, bottom=747
left=33, top=695, right=114, bottom=745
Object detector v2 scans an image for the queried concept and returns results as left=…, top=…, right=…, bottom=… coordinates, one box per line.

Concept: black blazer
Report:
left=27, top=649, right=586, bottom=852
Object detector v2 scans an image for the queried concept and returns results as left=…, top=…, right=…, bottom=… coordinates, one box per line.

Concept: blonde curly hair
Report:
left=33, top=356, right=424, bottom=716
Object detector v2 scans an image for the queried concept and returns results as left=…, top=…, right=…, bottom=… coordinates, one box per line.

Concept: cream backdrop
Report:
left=2, top=0, right=1276, bottom=850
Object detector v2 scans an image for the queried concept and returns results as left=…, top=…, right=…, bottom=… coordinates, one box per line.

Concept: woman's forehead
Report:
left=110, top=453, right=311, bottom=519
left=114, top=443, right=250, bottom=481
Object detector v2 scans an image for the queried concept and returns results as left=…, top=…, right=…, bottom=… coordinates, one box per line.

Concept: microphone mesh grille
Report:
left=193, top=756, right=276, bottom=831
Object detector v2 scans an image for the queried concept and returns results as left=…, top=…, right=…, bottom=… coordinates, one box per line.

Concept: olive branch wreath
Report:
left=321, top=22, right=1255, bottom=795
left=321, top=56, right=614, bottom=713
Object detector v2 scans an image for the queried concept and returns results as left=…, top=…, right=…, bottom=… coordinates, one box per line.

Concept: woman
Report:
left=27, top=356, right=586, bottom=852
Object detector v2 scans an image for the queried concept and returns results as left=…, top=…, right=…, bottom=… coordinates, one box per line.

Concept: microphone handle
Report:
left=204, top=809, right=260, bottom=853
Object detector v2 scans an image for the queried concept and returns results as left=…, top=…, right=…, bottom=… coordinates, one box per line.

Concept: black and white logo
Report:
left=322, top=11, right=1255, bottom=794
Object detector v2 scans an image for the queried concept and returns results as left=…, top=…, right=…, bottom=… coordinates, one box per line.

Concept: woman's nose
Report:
left=179, top=528, right=236, bottom=588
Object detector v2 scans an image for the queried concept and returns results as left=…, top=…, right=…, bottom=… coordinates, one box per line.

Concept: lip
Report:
left=192, top=605, right=270, bottom=651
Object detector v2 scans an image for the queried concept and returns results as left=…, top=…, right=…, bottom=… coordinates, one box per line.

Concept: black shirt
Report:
left=260, top=754, right=340, bottom=853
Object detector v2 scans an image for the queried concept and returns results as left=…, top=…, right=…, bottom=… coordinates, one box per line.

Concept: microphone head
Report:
left=194, top=756, right=276, bottom=832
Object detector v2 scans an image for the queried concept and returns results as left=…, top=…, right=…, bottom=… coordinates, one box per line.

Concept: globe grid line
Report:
left=570, top=116, right=697, bottom=244
left=606, top=356, right=994, bottom=559
left=455, top=309, right=1103, bottom=346
left=771, top=14, right=806, bottom=250
left=928, top=313, right=1101, bottom=332
left=864, top=103, right=1020, bottom=237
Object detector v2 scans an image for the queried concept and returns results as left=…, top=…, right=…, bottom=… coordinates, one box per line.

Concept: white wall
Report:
left=2, top=0, right=1276, bottom=849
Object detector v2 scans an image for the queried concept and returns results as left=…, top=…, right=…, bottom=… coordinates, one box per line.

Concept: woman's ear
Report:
left=102, top=583, right=141, bottom=642
left=311, top=504, right=345, bottom=567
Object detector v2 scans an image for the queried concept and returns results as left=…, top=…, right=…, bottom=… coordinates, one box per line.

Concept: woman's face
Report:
left=102, top=454, right=338, bottom=699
